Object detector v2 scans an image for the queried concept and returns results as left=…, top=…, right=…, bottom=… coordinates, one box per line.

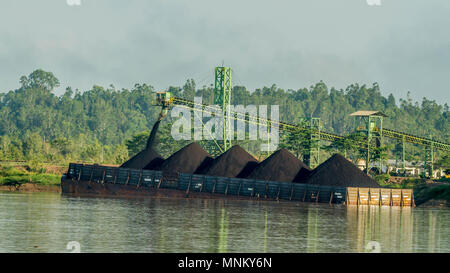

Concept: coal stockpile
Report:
left=197, top=145, right=259, bottom=178
left=155, top=142, right=213, bottom=174
left=307, top=154, right=380, bottom=188
left=144, top=156, right=165, bottom=170
left=120, top=148, right=164, bottom=170
left=246, top=149, right=311, bottom=183
left=292, top=167, right=312, bottom=183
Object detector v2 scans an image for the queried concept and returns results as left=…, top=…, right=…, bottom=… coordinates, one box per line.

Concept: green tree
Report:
left=125, top=131, right=150, bottom=157
left=280, top=121, right=313, bottom=160
left=324, top=132, right=366, bottom=161
left=20, top=69, right=60, bottom=91
left=435, top=153, right=450, bottom=174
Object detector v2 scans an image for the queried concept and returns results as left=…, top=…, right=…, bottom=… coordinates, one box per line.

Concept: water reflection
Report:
left=0, top=192, right=448, bottom=253
left=346, top=206, right=414, bottom=252
left=218, top=207, right=228, bottom=253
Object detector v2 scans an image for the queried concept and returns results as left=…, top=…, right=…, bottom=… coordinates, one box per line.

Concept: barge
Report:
left=61, top=163, right=414, bottom=207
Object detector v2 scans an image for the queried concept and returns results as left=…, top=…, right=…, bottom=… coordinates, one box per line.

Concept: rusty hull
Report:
left=61, top=178, right=280, bottom=202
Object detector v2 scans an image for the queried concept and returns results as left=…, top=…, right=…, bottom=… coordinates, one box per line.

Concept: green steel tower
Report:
left=214, top=67, right=233, bottom=151
left=350, top=111, right=387, bottom=174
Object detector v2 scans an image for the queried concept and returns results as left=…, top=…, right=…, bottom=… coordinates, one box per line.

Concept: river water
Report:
left=0, top=191, right=448, bottom=253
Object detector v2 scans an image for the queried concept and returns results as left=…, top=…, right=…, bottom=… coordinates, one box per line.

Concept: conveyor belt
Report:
left=171, top=96, right=450, bottom=151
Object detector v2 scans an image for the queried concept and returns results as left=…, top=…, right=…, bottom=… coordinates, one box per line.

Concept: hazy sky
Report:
left=0, top=0, right=449, bottom=104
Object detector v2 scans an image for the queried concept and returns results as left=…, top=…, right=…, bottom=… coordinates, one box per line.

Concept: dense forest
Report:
left=0, top=69, right=448, bottom=165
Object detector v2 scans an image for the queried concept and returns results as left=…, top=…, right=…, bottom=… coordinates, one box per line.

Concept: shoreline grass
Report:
left=0, top=166, right=61, bottom=187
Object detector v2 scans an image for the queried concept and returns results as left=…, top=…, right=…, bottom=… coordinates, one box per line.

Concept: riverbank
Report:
left=413, top=183, right=450, bottom=207
left=0, top=165, right=62, bottom=193
left=376, top=175, right=450, bottom=207
left=0, top=183, right=60, bottom=193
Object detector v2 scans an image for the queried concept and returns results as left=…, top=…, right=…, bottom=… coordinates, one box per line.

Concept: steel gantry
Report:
left=214, top=67, right=233, bottom=152
left=170, top=96, right=450, bottom=170
left=155, top=67, right=450, bottom=172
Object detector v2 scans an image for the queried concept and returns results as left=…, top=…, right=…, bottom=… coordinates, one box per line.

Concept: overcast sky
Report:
left=0, top=0, right=449, bottom=104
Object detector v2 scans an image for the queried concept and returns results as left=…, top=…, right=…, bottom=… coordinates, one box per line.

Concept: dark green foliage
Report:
left=435, top=153, right=450, bottom=174
left=374, top=174, right=391, bottom=185
left=323, top=132, right=367, bottom=161
left=376, top=176, right=426, bottom=189
left=125, top=131, right=150, bottom=157
left=20, top=69, right=60, bottom=91
left=414, top=183, right=450, bottom=205
left=279, top=121, right=311, bottom=160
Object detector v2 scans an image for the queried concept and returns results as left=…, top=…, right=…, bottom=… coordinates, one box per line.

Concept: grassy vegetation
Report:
left=378, top=178, right=426, bottom=189
left=374, top=174, right=450, bottom=206
left=0, top=165, right=61, bottom=187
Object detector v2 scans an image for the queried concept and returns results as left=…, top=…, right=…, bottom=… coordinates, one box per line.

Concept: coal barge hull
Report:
left=62, top=163, right=347, bottom=204
left=61, top=163, right=414, bottom=206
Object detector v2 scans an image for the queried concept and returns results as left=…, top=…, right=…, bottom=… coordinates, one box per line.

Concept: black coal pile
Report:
left=197, top=145, right=259, bottom=178
left=246, top=148, right=311, bottom=183
left=292, top=167, right=312, bottom=183
left=120, top=148, right=164, bottom=170
left=154, top=142, right=213, bottom=174
left=306, top=154, right=380, bottom=187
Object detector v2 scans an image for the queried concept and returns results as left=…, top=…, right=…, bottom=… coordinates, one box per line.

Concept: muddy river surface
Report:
left=0, top=192, right=448, bottom=253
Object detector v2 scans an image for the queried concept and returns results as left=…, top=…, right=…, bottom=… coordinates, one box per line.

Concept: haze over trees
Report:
left=0, top=69, right=448, bottom=165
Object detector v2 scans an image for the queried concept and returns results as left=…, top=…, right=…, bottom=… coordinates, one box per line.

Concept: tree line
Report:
left=0, top=69, right=448, bottom=165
